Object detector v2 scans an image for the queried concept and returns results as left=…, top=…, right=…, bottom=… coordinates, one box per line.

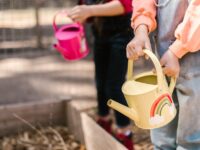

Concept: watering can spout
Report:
left=107, top=99, right=138, bottom=122
left=53, top=44, right=70, bottom=57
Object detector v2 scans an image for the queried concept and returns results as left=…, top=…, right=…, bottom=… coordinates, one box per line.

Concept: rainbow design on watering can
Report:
left=149, top=93, right=175, bottom=126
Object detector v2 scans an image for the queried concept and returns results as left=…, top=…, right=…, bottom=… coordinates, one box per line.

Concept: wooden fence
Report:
left=0, top=0, right=78, bottom=56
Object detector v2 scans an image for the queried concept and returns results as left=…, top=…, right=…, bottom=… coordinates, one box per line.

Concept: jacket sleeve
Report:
left=169, top=0, right=200, bottom=58
left=131, top=0, right=157, bottom=32
left=118, top=0, right=132, bottom=14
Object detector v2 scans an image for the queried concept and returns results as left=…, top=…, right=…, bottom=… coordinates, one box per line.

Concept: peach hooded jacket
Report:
left=131, top=0, right=200, bottom=58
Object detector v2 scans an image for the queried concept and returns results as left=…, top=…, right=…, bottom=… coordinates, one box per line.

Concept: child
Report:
left=68, top=0, right=134, bottom=149
left=127, top=0, right=200, bottom=149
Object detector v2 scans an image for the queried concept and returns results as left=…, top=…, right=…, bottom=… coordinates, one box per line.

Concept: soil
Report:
left=0, top=126, right=86, bottom=150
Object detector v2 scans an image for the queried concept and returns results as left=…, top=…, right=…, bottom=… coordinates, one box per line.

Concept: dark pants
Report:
left=94, top=31, right=133, bottom=127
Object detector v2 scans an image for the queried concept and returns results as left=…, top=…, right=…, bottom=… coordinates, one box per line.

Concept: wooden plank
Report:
left=0, top=99, right=70, bottom=137
left=81, top=113, right=127, bottom=150
left=34, top=0, right=43, bottom=48
left=66, top=99, right=97, bottom=144
left=70, top=99, right=97, bottom=111
left=0, top=102, right=63, bottom=121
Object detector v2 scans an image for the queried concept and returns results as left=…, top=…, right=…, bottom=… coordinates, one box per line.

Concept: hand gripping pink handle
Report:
left=53, top=11, right=69, bottom=32
left=53, top=11, right=83, bottom=32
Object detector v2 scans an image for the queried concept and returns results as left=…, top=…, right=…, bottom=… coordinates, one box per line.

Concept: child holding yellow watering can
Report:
left=68, top=0, right=134, bottom=149
left=126, top=0, right=200, bottom=149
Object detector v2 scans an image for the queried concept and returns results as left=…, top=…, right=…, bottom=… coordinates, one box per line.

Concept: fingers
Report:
left=68, top=6, right=82, bottom=21
left=162, top=67, right=179, bottom=77
left=135, top=46, right=144, bottom=57
left=126, top=45, right=136, bottom=60
left=162, top=63, right=180, bottom=78
left=126, top=48, right=134, bottom=59
left=126, top=46, right=143, bottom=60
left=160, top=55, right=166, bottom=67
left=126, top=32, right=150, bottom=60
left=161, top=57, right=174, bottom=77
left=126, top=41, right=135, bottom=60
left=68, top=6, right=88, bottom=23
left=68, top=14, right=79, bottom=21
left=68, top=13, right=79, bottom=20
left=126, top=40, right=145, bottom=60
left=70, top=6, right=80, bottom=14
left=160, top=50, right=180, bottom=78
left=132, top=46, right=142, bottom=60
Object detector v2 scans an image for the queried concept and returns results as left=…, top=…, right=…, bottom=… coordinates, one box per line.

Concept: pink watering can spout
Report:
left=53, top=44, right=70, bottom=56
left=52, top=11, right=89, bottom=61
left=53, top=44, right=62, bottom=52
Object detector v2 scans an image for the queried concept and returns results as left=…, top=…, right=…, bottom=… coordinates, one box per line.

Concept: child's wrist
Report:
left=135, top=24, right=149, bottom=36
left=169, top=49, right=179, bottom=60
left=87, top=5, right=95, bottom=17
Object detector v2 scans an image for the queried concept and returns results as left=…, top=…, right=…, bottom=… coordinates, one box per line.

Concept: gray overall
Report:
left=151, top=0, right=200, bottom=149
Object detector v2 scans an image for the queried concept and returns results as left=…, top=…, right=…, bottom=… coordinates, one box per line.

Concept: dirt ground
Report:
left=0, top=52, right=95, bottom=104
left=0, top=51, right=153, bottom=149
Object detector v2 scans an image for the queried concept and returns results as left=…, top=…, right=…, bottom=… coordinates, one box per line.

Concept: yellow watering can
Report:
left=107, top=49, right=177, bottom=129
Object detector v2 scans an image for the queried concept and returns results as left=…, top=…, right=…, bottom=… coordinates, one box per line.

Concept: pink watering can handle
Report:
left=53, top=11, right=68, bottom=32
left=53, top=11, right=83, bottom=32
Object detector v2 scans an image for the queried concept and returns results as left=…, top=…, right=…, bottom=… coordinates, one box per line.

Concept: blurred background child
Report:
left=68, top=0, right=134, bottom=149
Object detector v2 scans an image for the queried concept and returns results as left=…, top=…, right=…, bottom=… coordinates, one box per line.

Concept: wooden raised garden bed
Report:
left=0, top=99, right=127, bottom=150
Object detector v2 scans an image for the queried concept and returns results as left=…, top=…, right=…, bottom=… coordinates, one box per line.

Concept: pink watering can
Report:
left=53, top=11, right=89, bottom=61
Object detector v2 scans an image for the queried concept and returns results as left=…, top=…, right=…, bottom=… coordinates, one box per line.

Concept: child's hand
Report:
left=160, top=50, right=180, bottom=78
left=126, top=25, right=151, bottom=60
left=68, top=5, right=91, bottom=23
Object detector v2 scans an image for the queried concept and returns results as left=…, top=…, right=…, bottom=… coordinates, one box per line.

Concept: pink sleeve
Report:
left=169, top=0, right=200, bottom=58
left=131, top=0, right=157, bottom=32
left=118, top=0, right=132, bottom=13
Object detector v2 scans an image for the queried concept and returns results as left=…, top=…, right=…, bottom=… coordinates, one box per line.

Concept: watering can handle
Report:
left=169, top=77, right=176, bottom=94
left=53, top=11, right=80, bottom=32
left=53, top=11, right=67, bottom=32
left=127, top=49, right=176, bottom=94
left=127, top=49, right=163, bottom=82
